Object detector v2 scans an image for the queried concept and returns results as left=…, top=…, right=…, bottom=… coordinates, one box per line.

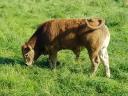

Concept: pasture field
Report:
left=0, top=0, right=128, bottom=96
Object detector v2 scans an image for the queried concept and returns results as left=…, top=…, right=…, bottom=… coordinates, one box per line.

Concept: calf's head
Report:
left=21, top=43, right=35, bottom=66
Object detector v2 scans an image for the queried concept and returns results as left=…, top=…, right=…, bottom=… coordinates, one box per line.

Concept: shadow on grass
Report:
left=35, top=60, right=50, bottom=69
left=0, top=56, right=51, bottom=68
left=35, top=59, right=61, bottom=69
left=0, top=56, right=62, bottom=69
left=0, top=56, right=24, bottom=65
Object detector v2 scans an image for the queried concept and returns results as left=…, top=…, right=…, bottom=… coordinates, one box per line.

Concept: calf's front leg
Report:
left=48, top=52, right=57, bottom=69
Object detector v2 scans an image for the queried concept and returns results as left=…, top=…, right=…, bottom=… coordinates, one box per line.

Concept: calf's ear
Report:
left=21, top=44, right=26, bottom=50
left=28, top=45, right=33, bottom=51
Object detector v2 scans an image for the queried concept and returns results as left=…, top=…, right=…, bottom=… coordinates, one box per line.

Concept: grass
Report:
left=0, top=0, right=128, bottom=96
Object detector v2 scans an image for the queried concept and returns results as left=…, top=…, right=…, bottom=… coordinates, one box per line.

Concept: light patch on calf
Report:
left=65, top=32, right=76, bottom=40
left=102, top=26, right=110, bottom=48
left=99, top=26, right=110, bottom=78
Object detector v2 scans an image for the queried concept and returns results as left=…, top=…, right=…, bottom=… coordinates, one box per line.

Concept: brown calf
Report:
left=22, top=18, right=110, bottom=78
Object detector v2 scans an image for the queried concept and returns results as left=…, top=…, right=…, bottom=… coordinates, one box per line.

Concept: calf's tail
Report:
left=86, top=18, right=105, bottom=30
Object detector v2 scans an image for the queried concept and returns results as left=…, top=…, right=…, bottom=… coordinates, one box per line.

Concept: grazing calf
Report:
left=21, top=18, right=110, bottom=78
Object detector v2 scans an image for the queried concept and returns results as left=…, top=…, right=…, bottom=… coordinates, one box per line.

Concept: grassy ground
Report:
left=0, top=0, right=128, bottom=96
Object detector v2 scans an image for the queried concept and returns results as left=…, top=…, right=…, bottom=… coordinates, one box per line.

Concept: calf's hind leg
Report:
left=99, top=32, right=110, bottom=78
left=88, top=49, right=100, bottom=77
left=99, top=47, right=110, bottom=78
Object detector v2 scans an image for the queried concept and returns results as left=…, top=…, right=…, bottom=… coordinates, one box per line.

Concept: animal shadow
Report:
left=35, top=60, right=49, bottom=68
left=0, top=56, right=61, bottom=69
left=35, top=58, right=61, bottom=69
left=0, top=56, right=24, bottom=65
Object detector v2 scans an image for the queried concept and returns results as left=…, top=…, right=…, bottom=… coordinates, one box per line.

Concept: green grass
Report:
left=0, top=0, right=128, bottom=96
